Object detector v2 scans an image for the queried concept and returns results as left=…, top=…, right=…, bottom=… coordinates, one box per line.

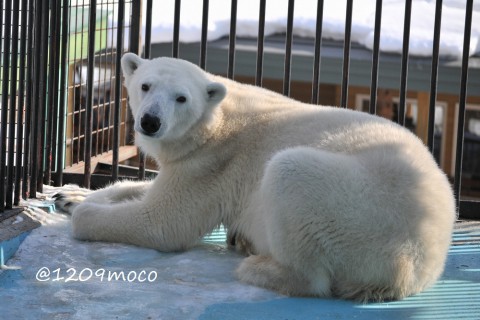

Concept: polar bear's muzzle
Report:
left=139, top=113, right=161, bottom=136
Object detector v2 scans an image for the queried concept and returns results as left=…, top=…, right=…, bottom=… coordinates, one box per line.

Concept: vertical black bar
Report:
left=128, top=0, right=142, bottom=179
left=255, top=0, right=266, bottom=87
left=40, top=0, right=50, bottom=190
left=95, top=2, right=104, bottom=157
left=129, top=1, right=141, bottom=55
left=113, top=0, right=125, bottom=181
left=6, top=0, right=21, bottom=208
left=15, top=0, right=30, bottom=204
left=368, top=0, right=382, bottom=115
left=50, top=0, right=62, bottom=175
left=72, top=4, right=81, bottom=164
left=427, top=0, right=442, bottom=152
left=0, top=0, right=3, bottom=66
left=283, top=0, right=294, bottom=97
left=107, top=1, right=115, bottom=154
left=0, top=0, right=2, bottom=208
left=55, top=0, right=70, bottom=186
left=139, top=0, right=150, bottom=180
left=45, top=0, right=60, bottom=185
left=398, top=0, right=412, bottom=126
left=199, top=0, right=209, bottom=69
left=84, top=0, right=97, bottom=188
left=340, top=0, right=353, bottom=108
left=30, top=0, right=43, bottom=197
left=172, top=0, right=181, bottom=58
left=0, top=0, right=12, bottom=210
left=0, top=1, right=2, bottom=202
left=144, top=0, right=152, bottom=59
left=311, top=0, right=324, bottom=104
left=138, top=0, right=152, bottom=180
left=23, top=0, right=35, bottom=199
left=107, top=1, right=116, bottom=154
left=227, top=0, right=237, bottom=79
left=36, top=0, right=50, bottom=193
left=454, top=0, right=473, bottom=212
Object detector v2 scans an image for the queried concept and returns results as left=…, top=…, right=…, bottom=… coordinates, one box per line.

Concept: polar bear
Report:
left=55, top=53, right=456, bottom=302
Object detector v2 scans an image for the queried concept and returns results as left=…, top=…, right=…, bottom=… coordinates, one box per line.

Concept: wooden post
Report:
left=376, top=89, right=394, bottom=120
left=416, top=91, right=430, bottom=145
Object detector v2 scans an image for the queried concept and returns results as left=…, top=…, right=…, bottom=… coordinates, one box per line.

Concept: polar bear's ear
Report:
left=206, top=82, right=226, bottom=104
left=121, top=53, right=144, bottom=77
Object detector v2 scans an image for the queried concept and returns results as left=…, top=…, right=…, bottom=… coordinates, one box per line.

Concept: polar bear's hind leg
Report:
left=243, top=146, right=422, bottom=301
left=236, top=255, right=331, bottom=297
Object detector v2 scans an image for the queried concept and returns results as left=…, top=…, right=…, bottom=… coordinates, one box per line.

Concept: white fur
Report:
left=57, top=53, right=456, bottom=301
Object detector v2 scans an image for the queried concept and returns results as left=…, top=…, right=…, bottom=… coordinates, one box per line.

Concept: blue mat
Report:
left=201, top=231, right=480, bottom=320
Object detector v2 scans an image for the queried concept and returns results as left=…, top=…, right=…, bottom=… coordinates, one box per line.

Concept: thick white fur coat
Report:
left=56, top=53, right=456, bottom=302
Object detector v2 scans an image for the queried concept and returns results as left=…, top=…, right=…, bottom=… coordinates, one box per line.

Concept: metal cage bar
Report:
left=311, top=0, right=324, bottom=104
left=44, top=0, right=60, bottom=186
left=227, top=0, right=238, bottom=79
left=54, top=0, right=71, bottom=187
left=368, top=0, right=382, bottom=115
left=137, top=0, right=153, bottom=181
left=83, top=0, right=98, bottom=188
left=14, top=0, right=30, bottom=205
left=0, top=0, right=12, bottom=210
left=144, top=0, right=153, bottom=59
left=50, top=0, right=64, bottom=184
left=255, top=0, right=266, bottom=87
left=37, top=0, right=50, bottom=193
left=172, top=0, right=181, bottom=58
left=340, top=0, right=353, bottom=108
left=6, top=0, right=20, bottom=208
left=29, top=0, right=42, bottom=196
left=199, top=0, right=209, bottom=70
left=454, top=0, right=474, bottom=215
left=283, top=0, right=295, bottom=97
left=113, top=0, right=126, bottom=181
left=22, top=0, right=35, bottom=199
left=30, top=0, right=50, bottom=195
left=427, top=0, right=443, bottom=153
left=127, top=1, right=143, bottom=181
left=398, top=0, right=412, bottom=126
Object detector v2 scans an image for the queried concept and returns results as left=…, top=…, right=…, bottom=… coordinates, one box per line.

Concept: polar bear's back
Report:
left=214, top=74, right=426, bottom=157
left=213, top=76, right=451, bottom=211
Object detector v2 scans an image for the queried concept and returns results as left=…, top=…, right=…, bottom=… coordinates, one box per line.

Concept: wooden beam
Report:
left=64, top=145, right=138, bottom=174
left=416, top=91, right=430, bottom=145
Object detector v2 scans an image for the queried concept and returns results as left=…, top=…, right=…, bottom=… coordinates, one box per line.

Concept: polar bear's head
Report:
left=121, top=53, right=226, bottom=155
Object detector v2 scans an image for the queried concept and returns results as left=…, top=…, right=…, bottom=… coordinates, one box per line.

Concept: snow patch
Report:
left=113, top=0, right=480, bottom=58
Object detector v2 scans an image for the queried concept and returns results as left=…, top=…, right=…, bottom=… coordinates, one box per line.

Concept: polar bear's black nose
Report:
left=140, top=114, right=161, bottom=135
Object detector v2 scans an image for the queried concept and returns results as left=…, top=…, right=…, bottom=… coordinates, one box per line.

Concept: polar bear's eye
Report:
left=176, top=96, right=187, bottom=103
left=141, top=84, right=150, bottom=92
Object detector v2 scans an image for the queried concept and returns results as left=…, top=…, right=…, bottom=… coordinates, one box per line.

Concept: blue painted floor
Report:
left=201, top=230, right=480, bottom=320
left=0, top=201, right=479, bottom=320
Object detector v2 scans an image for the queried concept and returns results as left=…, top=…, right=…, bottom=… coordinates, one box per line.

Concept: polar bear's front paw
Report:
left=71, top=202, right=96, bottom=240
left=53, top=185, right=92, bottom=214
